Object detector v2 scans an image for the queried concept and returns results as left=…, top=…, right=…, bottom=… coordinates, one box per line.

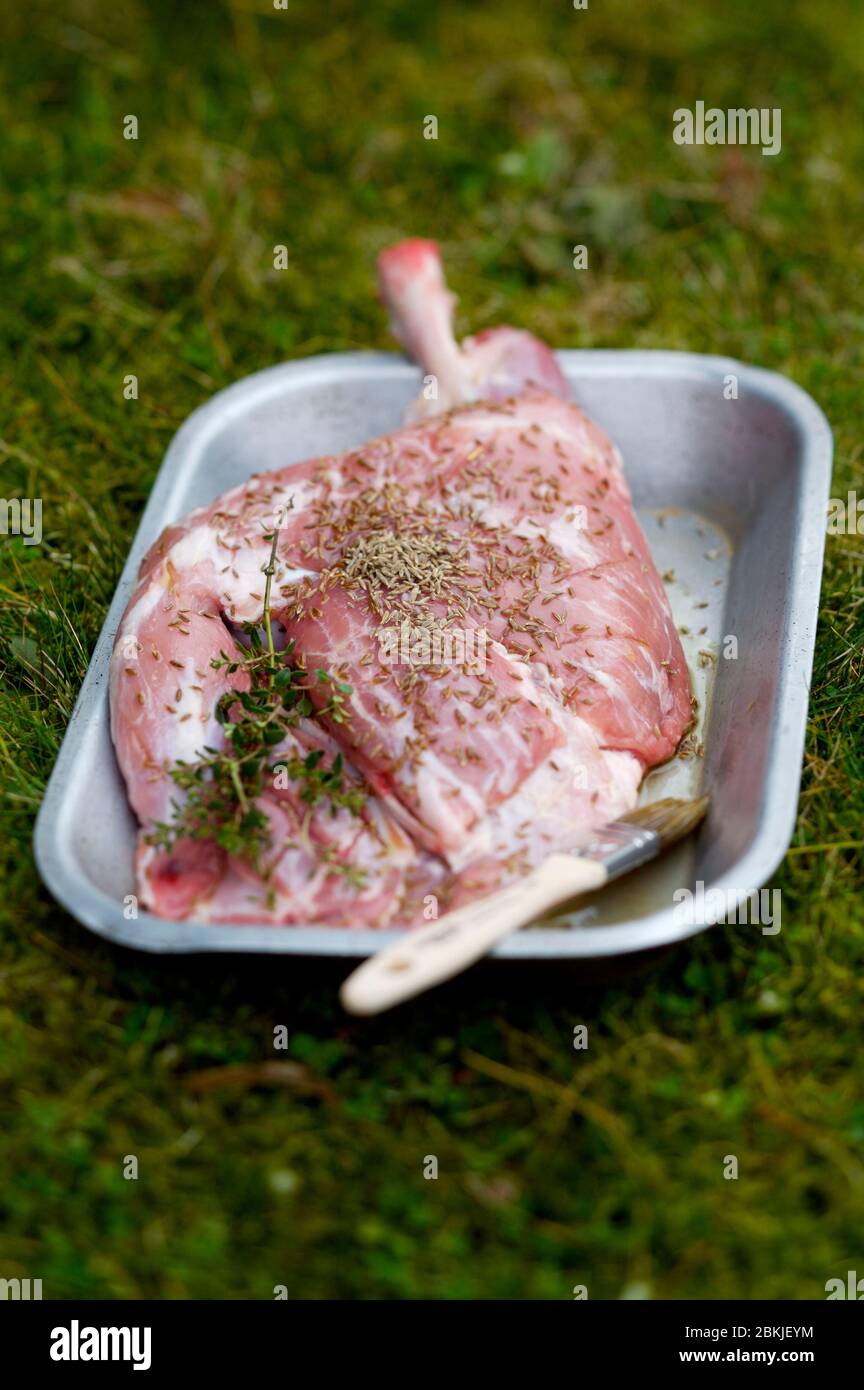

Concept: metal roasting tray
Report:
left=34, top=351, right=832, bottom=958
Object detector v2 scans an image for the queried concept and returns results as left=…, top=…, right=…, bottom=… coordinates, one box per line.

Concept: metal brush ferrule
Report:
left=577, top=824, right=660, bottom=881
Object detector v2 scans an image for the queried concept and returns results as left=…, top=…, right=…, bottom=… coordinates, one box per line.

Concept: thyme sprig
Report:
left=147, top=525, right=364, bottom=875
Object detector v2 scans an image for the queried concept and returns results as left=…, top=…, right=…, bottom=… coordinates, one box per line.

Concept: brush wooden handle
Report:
left=339, top=854, right=607, bottom=1016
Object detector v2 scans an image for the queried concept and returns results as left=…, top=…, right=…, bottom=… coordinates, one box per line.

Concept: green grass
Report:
left=1, top=0, right=862, bottom=1300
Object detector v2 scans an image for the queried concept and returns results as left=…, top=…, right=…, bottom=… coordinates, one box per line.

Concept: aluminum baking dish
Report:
left=33, top=350, right=832, bottom=957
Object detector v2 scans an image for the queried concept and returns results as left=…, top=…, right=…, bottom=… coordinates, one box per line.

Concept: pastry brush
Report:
left=340, top=796, right=709, bottom=1016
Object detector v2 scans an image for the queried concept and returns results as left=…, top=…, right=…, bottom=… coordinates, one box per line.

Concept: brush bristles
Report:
left=619, top=795, right=709, bottom=849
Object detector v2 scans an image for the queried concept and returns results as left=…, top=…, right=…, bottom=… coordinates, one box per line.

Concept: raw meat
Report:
left=109, top=240, right=691, bottom=925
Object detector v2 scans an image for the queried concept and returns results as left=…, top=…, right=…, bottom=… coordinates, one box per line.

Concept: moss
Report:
left=0, top=0, right=862, bottom=1299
